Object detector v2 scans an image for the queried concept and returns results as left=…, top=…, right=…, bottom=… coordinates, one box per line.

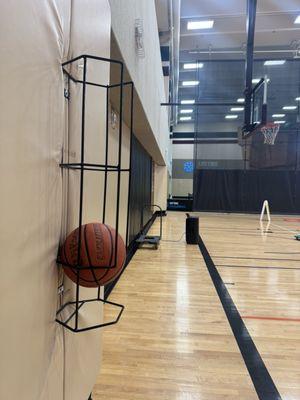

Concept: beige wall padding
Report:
left=153, top=164, right=168, bottom=210
left=0, top=1, right=112, bottom=399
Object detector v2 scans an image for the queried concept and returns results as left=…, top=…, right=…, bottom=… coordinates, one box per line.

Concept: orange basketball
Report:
left=59, top=222, right=126, bottom=287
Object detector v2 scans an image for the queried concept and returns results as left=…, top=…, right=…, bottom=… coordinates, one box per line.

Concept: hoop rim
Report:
left=260, top=122, right=280, bottom=130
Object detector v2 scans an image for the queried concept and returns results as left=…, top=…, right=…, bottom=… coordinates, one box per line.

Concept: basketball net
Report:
left=260, top=123, right=280, bottom=145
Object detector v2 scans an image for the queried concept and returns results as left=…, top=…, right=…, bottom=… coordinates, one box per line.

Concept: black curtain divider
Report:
left=193, top=169, right=300, bottom=213
left=128, top=135, right=152, bottom=243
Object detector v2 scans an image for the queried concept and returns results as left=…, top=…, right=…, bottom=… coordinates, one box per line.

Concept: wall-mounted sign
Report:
left=183, top=161, right=194, bottom=173
left=135, top=19, right=145, bottom=58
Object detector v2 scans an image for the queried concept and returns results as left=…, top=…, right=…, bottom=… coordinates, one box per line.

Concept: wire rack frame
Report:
left=56, top=54, right=134, bottom=332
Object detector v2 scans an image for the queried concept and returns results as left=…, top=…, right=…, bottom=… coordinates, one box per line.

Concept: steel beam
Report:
left=244, top=0, right=257, bottom=131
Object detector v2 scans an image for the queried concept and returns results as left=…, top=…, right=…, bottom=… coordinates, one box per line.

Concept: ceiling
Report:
left=156, top=0, right=300, bottom=130
left=180, top=0, right=300, bottom=58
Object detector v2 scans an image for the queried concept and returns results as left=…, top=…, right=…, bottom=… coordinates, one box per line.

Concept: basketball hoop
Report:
left=260, top=122, right=280, bottom=145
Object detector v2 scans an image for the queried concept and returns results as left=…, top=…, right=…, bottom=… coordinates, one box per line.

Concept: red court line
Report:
left=242, top=315, right=300, bottom=322
left=283, top=218, right=300, bottom=223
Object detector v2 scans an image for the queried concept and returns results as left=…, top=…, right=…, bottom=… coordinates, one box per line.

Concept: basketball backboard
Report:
left=242, top=76, right=268, bottom=137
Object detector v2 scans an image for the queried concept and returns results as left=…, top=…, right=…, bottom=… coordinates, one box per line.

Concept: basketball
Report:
left=59, top=223, right=126, bottom=287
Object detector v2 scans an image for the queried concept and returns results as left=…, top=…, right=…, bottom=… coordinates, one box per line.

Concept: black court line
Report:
left=200, top=228, right=261, bottom=232
left=213, top=255, right=300, bottom=262
left=216, top=264, right=300, bottom=271
left=198, top=235, right=282, bottom=400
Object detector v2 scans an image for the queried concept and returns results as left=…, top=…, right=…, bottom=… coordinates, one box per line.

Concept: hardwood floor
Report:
left=93, top=212, right=300, bottom=400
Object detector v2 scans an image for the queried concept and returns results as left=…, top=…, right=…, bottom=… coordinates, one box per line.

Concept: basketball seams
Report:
left=104, top=224, right=114, bottom=267
left=99, top=224, right=114, bottom=284
left=62, top=228, right=82, bottom=284
left=91, top=223, right=108, bottom=280
left=85, top=224, right=101, bottom=285
left=68, top=228, right=81, bottom=266
left=92, top=223, right=106, bottom=263
left=65, top=267, right=96, bottom=286
left=62, top=225, right=96, bottom=287
left=101, top=224, right=126, bottom=285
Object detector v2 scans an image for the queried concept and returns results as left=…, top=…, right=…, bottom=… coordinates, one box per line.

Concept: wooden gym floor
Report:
left=93, top=212, right=300, bottom=400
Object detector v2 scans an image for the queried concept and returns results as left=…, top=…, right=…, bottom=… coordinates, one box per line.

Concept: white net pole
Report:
left=260, top=200, right=271, bottom=221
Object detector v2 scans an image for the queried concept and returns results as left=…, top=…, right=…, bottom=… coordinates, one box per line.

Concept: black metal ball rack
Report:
left=56, top=54, right=133, bottom=333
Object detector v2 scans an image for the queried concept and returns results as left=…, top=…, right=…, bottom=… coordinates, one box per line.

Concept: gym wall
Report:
left=109, top=0, right=170, bottom=165
left=0, top=1, right=117, bottom=400
left=109, top=0, right=170, bottom=216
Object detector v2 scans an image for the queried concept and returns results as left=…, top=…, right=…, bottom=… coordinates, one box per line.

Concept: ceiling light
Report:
left=230, top=107, right=244, bottom=112
left=264, top=60, right=286, bottom=66
left=183, top=62, right=204, bottom=70
left=274, top=120, right=286, bottom=124
left=272, top=114, right=285, bottom=118
left=182, top=80, right=199, bottom=86
left=283, top=106, right=297, bottom=110
left=181, top=99, right=195, bottom=104
left=296, top=97, right=300, bottom=101
left=225, top=115, right=238, bottom=119
left=180, top=109, right=193, bottom=114
left=187, top=20, right=214, bottom=30
left=294, top=16, right=300, bottom=24
left=237, top=98, right=245, bottom=103
left=180, top=116, right=192, bottom=121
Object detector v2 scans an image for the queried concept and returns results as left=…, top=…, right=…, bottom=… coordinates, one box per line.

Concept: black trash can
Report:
left=185, top=214, right=199, bottom=244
